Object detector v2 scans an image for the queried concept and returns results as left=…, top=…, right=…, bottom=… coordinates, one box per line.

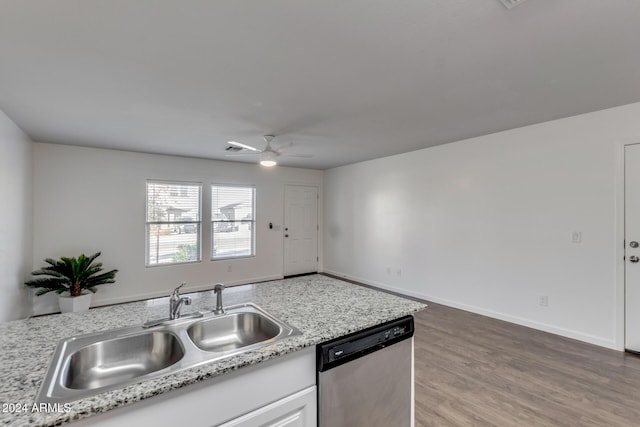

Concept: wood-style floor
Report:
left=413, top=302, right=640, bottom=426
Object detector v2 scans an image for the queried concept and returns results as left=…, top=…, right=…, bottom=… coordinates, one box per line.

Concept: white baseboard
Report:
left=323, top=269, right=619, bottom=351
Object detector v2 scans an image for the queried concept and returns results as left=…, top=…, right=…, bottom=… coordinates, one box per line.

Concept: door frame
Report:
left=282, top=184, right=320, bottom=277
left=618, top=143, right=640, bottom=351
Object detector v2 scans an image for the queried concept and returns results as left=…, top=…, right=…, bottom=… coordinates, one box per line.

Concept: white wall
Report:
left=0, top=111, right=33, bottom=321
left=324, top=102, right=640, bottom=350
left=32, top=144, right=322, bottom=315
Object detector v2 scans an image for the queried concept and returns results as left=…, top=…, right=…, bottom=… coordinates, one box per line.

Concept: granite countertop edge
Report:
left=0, top=274, right=427, bottom=427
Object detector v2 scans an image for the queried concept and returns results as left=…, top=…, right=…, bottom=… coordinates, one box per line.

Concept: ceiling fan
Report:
left=225, top=135, right=313, bottom=167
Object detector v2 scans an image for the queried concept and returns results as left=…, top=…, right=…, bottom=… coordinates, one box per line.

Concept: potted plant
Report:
left=25, top=252, right=118, bottom=313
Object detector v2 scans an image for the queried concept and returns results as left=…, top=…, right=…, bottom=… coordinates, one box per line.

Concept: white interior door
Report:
left=625, top=144, right=640, bottom=352
left=284, top=185, right=318, bottom=276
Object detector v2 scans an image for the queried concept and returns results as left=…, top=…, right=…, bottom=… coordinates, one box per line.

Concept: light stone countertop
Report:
left=0, top=274, right=426, bottom=426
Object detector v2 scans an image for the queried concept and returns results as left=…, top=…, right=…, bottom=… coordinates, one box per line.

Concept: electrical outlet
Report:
left=227, top=265, right=232, bottom=273
left=539, top=295, right=548, bottom=307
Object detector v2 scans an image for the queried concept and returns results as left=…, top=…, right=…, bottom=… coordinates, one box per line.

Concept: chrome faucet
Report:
left=142, top=282, right=202, bottom=328
left=170, top=282, right=191, bottom=320
left=213, top=283, right=225, bottom=315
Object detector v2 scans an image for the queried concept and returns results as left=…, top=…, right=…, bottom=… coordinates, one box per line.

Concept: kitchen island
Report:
left=0, top=274, right=426, bottom=426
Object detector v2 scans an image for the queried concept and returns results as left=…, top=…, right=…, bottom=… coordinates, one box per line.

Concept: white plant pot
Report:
left=58, top=292, right=92, bottom=313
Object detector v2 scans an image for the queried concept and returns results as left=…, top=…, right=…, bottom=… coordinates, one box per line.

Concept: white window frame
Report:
left=145, top=180, right=202, bottom=267
left=211, top=184, right=256, bottom=260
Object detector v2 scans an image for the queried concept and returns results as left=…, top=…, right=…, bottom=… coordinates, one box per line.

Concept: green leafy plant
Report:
left=174, top=243, right=197, bottom=263
left=25, top=252, right=118, bottom=297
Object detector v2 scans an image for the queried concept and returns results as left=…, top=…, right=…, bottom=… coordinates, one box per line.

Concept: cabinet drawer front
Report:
left=218, top=386, right=316, bottom=427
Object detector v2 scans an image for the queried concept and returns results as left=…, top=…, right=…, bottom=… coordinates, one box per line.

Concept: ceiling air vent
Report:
left=225, top=146, right=242, bottom=152
left=498, top=0, right=528, bottom=9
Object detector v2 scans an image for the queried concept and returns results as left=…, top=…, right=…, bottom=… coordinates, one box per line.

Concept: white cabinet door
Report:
left=218, top=386, right=316, bottom=427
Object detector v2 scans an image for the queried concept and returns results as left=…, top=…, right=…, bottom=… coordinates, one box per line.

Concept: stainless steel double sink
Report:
left=36, top=303, right=300, bottom=404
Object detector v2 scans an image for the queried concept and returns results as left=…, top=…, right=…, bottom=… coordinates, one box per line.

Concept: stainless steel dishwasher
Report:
left=317, top=316, right=414, bottom=427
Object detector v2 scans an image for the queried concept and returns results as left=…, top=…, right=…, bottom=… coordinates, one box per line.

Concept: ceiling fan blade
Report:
left=225, top=153, right=260, bottom=157
left=281, top=154, right=313, bottom=158
left=228, top=141, right=261, bottom=152
left=274, top=142, right=293, bottom=153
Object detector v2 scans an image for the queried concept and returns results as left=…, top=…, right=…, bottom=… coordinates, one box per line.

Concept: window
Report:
left=146, top=181, right=201, bottom=266
left=211, top=185, right=255, bottom=259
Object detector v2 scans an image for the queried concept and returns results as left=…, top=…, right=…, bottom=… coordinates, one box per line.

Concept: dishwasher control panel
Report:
left=317, top=316, right=414, bottom=371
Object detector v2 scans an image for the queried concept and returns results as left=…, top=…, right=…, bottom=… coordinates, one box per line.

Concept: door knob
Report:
left=630, top=255, right=639, bottom=263
left=631, top=241, right=640, bottom=248
left=285, top=234, right=289, bottom=238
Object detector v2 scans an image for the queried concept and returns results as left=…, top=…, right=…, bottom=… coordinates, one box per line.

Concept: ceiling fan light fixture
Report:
left=260, top=151, right=277, bottom=167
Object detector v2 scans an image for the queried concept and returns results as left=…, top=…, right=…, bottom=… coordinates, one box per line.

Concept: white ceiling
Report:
left=1, top=0, right=639, bottom=170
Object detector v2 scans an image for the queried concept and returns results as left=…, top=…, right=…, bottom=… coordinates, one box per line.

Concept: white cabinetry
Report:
left=72, top=347, right=316, bottom=427
left=219, top=386, right=316, bottom=427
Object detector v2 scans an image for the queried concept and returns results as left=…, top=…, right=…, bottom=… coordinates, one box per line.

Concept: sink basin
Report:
left=37, top=303, right=300, bottom=404
left=187, top=311, right=281, bottom=352
left=62, top=331, right=184, bottom=390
